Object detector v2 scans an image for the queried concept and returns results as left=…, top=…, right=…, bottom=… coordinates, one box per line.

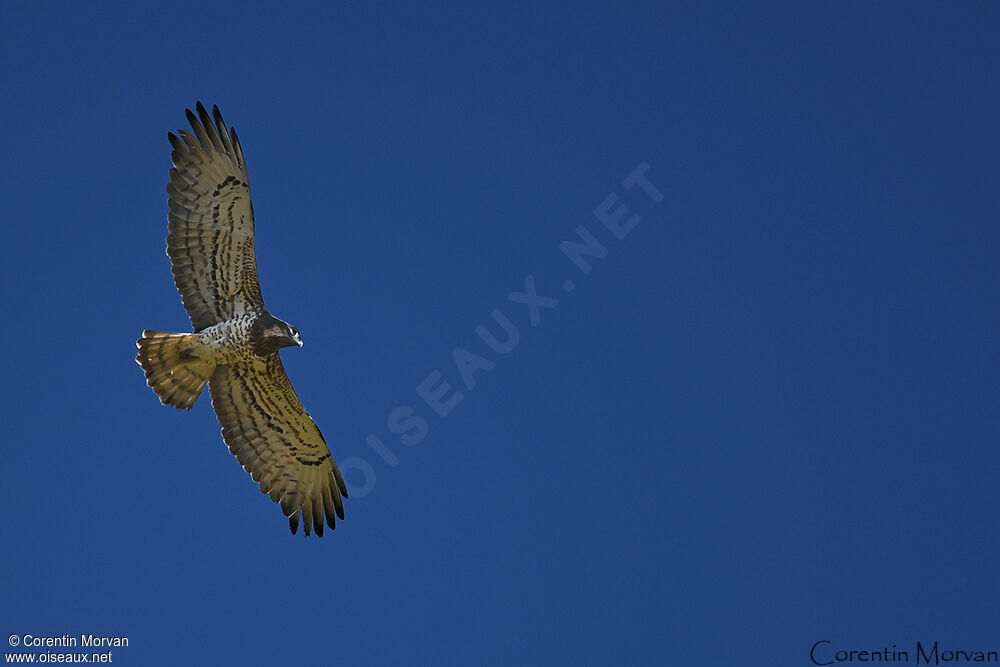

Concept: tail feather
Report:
left=136, top=330, right=215, bottom=410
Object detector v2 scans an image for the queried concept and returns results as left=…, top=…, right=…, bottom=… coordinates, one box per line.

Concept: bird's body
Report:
left=193, top=312, right=265, bottom=366
left=136, top=103, right=347, bottom=536
left=140, top=309, right=296, bottom=379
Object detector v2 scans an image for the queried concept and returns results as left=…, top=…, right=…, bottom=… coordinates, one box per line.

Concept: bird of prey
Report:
left=136, top=103, right=347, bottom=536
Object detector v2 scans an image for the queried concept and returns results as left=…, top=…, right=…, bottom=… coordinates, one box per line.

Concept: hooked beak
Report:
left=294, top=333, right=303, bottom=347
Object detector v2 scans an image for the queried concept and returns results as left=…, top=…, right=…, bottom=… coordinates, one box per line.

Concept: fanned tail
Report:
left=136, top=330, right=215, bottom=410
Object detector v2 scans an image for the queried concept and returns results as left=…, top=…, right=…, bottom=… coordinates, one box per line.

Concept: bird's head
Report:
left=251, top=313, right=303, bottom=355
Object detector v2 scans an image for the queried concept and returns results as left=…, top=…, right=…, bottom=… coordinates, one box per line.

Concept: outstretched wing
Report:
left=166, top=103, right=263, bottom=332
left=208, top=355, right=348, bottom=536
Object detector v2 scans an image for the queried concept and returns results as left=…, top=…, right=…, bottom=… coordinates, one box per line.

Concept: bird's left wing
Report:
left=209, top=356, right=347, bottom=536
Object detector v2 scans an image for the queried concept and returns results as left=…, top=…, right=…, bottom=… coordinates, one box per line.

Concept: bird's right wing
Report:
left=165, top=103, right=264, bottom=332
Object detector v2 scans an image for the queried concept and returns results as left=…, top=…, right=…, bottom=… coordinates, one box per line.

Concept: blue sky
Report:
left=2, top=2, right=998, bottom=665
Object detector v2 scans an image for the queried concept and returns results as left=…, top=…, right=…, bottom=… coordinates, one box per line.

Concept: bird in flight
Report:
left=136, top=103, right=347, bottom=536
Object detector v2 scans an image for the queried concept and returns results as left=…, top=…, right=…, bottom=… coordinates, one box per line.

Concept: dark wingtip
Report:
left=167, top=132, right=186, bottom=153
left=195, top=102, right=213, bottom=132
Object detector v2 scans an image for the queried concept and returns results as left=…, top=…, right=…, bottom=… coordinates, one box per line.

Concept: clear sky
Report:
left=2, top=2, right=998, bottom=665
